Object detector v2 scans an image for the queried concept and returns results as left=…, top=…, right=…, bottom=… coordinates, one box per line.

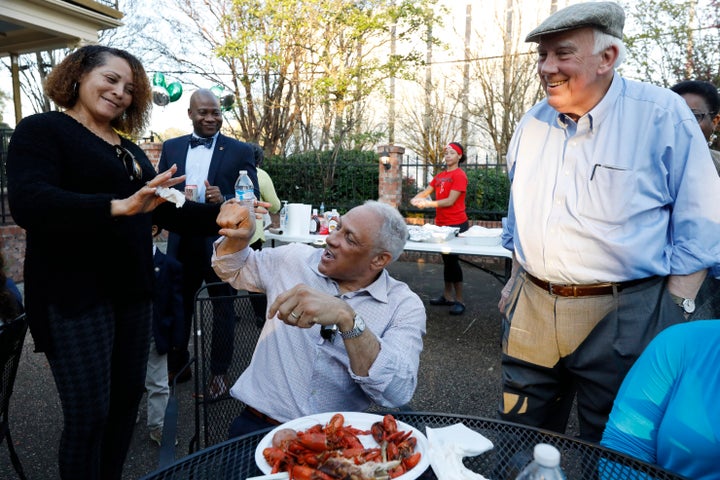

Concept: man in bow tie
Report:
left=158, top=88, right=258, bottom=387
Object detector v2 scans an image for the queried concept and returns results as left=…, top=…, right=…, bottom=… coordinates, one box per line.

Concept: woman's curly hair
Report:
left=44, top=45, right=152, bottom=137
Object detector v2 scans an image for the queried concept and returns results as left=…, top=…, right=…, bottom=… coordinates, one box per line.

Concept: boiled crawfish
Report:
left=262, top=413, right=421, bottom=480
left=370, top=414, right=422, bottom=478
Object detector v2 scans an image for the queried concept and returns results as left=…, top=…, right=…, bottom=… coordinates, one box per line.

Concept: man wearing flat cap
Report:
left=498, top=1, right=720, bottom=442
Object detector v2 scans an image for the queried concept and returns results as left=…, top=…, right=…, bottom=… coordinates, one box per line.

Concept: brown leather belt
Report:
left=245, top=405, right=281, bottom=426
left=525, top=272, right=655, bottom=297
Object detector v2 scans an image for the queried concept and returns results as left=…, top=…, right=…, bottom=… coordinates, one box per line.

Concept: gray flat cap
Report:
left=526, top=2, right=625, bottom=42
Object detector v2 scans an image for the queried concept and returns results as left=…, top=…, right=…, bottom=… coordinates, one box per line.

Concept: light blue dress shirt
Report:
left=212, top=242, right=426, bottom=422
left=502, top=72, right=720, bottom=284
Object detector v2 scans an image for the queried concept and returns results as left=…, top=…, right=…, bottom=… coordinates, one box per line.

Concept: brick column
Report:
left=140, top=141, right=163, bottom=171
left=377, top=145, right=405, bottom=207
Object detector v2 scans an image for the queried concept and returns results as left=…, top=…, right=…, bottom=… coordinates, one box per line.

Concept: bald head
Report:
left=190, top=89, right=219, bottom=108
left=188, top=89, right=223, bottom=137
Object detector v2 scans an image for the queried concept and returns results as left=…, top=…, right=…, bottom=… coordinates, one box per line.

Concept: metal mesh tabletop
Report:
left=141, top=412, right=687, bottom=480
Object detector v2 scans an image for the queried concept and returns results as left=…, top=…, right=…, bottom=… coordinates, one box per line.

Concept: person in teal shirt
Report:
left=601, top=320, right=720, bottom=480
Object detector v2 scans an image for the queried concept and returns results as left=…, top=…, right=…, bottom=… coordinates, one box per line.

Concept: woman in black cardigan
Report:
left=6, top=45, right=219, bottom=480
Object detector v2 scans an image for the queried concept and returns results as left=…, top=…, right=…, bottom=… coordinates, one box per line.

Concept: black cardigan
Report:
left=7, top=112, right=220, bottom=352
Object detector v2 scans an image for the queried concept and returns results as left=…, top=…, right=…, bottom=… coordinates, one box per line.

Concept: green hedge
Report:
left=263, top=149, right=510, bottom=220
left=465, top=167, right=511, bottom=217
left=264, top=150, right=378, bottom=213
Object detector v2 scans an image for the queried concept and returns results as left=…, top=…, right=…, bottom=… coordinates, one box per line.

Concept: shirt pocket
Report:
left=578, top=164, right=637, bottom=225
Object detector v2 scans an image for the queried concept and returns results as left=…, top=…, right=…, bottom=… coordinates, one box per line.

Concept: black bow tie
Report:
left=190, top=137, right=213, bottom=149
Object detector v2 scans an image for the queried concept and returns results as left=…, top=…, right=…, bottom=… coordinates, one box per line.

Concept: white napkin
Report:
left=426, top=423, right=493, bottom=480
left=155, top=186, right=186, bottom=208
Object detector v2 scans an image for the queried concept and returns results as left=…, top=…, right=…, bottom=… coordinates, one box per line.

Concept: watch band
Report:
left=339, top=313, right=365, bottom=339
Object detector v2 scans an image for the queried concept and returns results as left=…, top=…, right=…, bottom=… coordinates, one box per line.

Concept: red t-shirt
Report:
left=430, top=168, right=468, bottom=226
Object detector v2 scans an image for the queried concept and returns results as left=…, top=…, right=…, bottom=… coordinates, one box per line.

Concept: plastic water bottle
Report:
left=515, top=444, right=566, bottom=480
left=279, top=200, right=288, bottom=231
left=234, top=170, right=255, bottom=210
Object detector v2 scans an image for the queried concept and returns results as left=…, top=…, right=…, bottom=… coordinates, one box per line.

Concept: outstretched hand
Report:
left=215, top=199, right=272, bottom=256
left=110, top=164, right=186, bottom=217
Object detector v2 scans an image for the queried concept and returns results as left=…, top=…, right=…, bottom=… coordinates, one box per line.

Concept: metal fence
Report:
left=264, top=154, right=509, bottom=221
left=399, top=154, right=509, bottom=220
left=401, top=153, right=507, bottom=188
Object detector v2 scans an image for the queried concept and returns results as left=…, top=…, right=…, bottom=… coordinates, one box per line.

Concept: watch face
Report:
left=340, top=314, right=365, bottom=339
left=682, top=298, right=696, bottom=314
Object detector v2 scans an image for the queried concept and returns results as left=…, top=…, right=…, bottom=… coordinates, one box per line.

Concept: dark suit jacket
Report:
left=152, top=248, right=184, bottom=355
left=158, top=133, right=258, bottom=264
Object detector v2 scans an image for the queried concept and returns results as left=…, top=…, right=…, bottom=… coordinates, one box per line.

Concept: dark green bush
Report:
left=264, top=150, right=378, bottom=213
left=263, top=150, right=509, bottom=220
left=465, top=167, right=511, bottom=218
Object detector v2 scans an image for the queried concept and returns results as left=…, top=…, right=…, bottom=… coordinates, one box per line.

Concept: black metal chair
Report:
left=189, top=283, right=264, bottom=453
left=0, top=313, right=28, bottom=480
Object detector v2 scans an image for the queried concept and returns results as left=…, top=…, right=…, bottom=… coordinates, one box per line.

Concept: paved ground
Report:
left=0, top=259, right=574, bottom=479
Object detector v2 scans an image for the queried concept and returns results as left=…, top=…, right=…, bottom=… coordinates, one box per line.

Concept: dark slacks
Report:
left=46, top=300, right=152, bottom=480
left=499, top=274, right=684, bottom=442
left=441, top=221, right=469, bottom=282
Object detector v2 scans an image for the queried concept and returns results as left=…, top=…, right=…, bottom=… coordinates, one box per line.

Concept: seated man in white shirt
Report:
left=213, top=200, right=426, bottom=436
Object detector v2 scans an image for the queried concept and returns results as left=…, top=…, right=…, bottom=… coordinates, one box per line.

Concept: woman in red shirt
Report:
left=411, top=142, right=469, bottom=315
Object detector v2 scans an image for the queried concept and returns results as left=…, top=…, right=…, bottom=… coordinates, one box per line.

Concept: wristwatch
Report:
left=339, top=313, right=366, bottom=339
left=680, top=298, right=696, bottom=315
left=670, top=293, right=696, bottom=315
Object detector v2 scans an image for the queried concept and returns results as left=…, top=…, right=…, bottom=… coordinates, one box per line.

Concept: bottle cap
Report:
left=239, top=170, right=247, bottom=174
left=533, top=443, right=560, bottom=467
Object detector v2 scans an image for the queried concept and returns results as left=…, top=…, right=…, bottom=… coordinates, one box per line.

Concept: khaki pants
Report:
left=499, top=272, right=683, bottom=442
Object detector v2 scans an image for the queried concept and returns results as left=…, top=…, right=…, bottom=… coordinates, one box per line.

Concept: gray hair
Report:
left=593, top=29, right=626, bottom=68
left=362, top=200, right=407, bottom=262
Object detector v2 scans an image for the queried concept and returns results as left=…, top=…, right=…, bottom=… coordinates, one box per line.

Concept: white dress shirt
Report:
left=185, top=134, right=218, bottom=202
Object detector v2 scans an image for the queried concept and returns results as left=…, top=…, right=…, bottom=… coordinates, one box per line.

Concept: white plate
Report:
left=255, top=411, right=430, bottom=479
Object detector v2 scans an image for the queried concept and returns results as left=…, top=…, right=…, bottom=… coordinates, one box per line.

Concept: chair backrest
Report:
left=0, top=314, right=28, bottom=421
left=190, top=284, right=264, bottom=451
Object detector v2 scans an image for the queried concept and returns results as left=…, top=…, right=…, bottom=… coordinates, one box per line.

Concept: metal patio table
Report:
left=140, top=411, right=687, bottom=480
